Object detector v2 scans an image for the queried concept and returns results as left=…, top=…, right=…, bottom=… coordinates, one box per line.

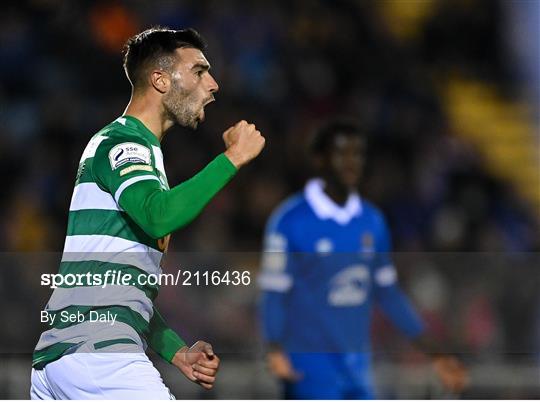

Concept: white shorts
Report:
left=30, top=349, right=175, bottom=400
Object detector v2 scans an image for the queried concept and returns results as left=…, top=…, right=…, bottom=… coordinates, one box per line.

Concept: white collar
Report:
left=304, top=178, right=362, bottom=225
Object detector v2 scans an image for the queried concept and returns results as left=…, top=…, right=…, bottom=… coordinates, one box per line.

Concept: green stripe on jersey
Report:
left=32, top=305, right=151, bottom=368
left=67, top=209, right=159, bottom=250
left=44, top=305, right=151, bottom=332
left=75, top=156, right=97, bottom=185
left=32, top=342, right=80, bottom=369
left=93, top=338, right=138, bottom=350
left=58, top=261, right=159, bottom=300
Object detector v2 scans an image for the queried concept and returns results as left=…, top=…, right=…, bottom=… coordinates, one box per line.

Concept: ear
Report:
left=150, top=70, right=170, bottom=94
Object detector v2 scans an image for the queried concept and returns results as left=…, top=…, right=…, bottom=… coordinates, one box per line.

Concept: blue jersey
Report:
left=259, top=179, right=425, bottom=397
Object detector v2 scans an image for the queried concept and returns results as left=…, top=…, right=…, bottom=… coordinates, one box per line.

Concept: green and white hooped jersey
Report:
left=33, top=116, right=170, bottom=369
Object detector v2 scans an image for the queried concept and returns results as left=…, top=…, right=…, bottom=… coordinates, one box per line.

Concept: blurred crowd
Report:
left=0, top=0, right=538, bottom=253
left=0, top=0, right=539, bottom=398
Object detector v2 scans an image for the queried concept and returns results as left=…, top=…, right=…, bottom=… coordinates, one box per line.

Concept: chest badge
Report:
left=360, top=232, right=375, bottom=255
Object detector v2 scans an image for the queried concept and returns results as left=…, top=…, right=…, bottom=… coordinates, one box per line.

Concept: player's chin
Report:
left=342, top=171, right=361, bottom=189
left=187, top=109, right=204, bottom=129
left=184, top=115, right=200, bottom=130
left=340, top=178, right=360, bottom=191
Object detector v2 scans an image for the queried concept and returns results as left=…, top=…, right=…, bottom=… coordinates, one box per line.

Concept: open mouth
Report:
left=197, top=97, right=215, bottom=122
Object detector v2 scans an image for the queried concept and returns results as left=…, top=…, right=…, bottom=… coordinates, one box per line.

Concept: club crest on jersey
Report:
left=109, top=142, right=151, bottom=170
left=360, top=232, right=375, bottom=255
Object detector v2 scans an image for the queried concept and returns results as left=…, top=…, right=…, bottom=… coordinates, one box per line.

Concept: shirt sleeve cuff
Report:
left=218, top=153, right=238, bottom=177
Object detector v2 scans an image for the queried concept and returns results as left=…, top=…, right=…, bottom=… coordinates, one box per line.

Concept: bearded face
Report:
left=161, top=48, right=217, bottom=130
left=163, top=76, right=203, bottom=129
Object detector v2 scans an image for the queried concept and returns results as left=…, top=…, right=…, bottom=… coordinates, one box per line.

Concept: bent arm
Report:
left=258, top=227, right=296, bottom=349
left=260, top=290, right=289, bottom=348
left=118, top=153, right=236, bottom=239
left=375, top=281, right=425, bottom=339
left=372, top=211, right=425, bottom=339
left=147, top=307, right=187, bottom=363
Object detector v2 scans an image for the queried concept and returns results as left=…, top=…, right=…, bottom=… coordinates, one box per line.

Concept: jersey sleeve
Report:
left=147, top=307, right=187, bottom=363
left=258, top=206, right=298, bottom=346
left=93, top=136, right=162, bottom=202
left=372, top=212, right=426, bottom=339
left=258, top=208, right=297, bottom=293
left=93, top=134, right=237, bottom=239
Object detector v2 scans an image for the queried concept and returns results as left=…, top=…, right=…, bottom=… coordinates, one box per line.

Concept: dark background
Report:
left=0, top=0, right=539, bottom=398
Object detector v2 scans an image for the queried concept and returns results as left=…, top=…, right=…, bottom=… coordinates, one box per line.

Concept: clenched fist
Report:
left=172, top=341, right=220, bottom=390
left=266, top=350, right=303, bottom=382
left=432, top=355, right=469, bottom=393
left=223, top=120, right=265, bottom=169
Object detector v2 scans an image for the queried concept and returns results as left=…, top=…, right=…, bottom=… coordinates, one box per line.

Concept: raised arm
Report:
left=93, top=120, right=264, bottom=239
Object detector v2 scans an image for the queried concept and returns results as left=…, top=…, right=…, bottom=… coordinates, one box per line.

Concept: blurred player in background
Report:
left=31, top=27, right=264, bottom=399
left=259, top=121, right=466, bottom=399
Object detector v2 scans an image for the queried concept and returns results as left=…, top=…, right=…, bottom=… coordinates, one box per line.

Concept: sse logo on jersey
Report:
left=109, top=142, right=151, bottom=170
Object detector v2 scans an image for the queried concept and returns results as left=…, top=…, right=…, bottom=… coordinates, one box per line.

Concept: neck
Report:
left=322, top=179, right=350, bottom=206
left=123, top=91, right=174, bottom=142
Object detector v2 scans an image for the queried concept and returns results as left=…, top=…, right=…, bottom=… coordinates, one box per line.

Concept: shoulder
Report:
left=359, top=199, right=395, bottom=253
left=264, top=193, right=308, bottom=252
left=76, top=120, right=147, bottom=167
left=266, top=193, right=309, bottom=233
left=361, top=199, right=389, bottom=230
left=92, top=125, right=153, bottom=167
left=99, top=123, right=153, bottom=150
left=91, top=118, right=152, bottom=149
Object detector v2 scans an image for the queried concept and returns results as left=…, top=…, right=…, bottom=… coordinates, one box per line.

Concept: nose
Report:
left=207, top=73, right=219, bottom=93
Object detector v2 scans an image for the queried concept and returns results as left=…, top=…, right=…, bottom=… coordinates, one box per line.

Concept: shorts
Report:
left=30, top=343, right=175, bottom=400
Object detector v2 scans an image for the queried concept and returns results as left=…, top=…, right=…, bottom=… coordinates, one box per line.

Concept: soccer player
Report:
left=31, top=27, right=265, bottom=399
left=259, top=121, right=466, bottom=399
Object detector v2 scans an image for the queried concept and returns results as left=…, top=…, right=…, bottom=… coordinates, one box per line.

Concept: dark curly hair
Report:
left=123, top=26, right=207, bottom=89
left=309, top=119, right=367, bottom=156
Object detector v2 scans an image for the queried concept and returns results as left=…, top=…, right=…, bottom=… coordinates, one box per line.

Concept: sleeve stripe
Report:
left=114, top=175, right=161, bottom=204
left=258, top=273, right=293, bottom=292
left=375, top=264, right=397, bottom=287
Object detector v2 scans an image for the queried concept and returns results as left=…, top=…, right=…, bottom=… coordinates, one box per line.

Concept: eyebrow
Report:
left=191, top=63, right=210, bottom=71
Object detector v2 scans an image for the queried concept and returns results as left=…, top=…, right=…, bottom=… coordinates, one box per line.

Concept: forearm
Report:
left=377, top=287, right=449, bottom=356
left=147, top=307, right=187, bottom=363
left=376, top=286, right=425, bottom=339
left=120, top=153, right=237, bottom=239
left=260, top=291, right=287, bottom=346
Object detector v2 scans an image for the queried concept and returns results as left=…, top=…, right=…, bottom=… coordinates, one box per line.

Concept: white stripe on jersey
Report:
left=114, top=175, right=161, bottom=204
left=35, top=320, right=141, bottom=352
left=374, top=264, right=397, bottom=287
left=46, top=285, right=153, bottom=321
left=258, top=272, right=293, bottom=292
left=62, top=235, right=162, bottom=275
left=70, top=183, right=121, bottom=211
left=79, top=135, right=108, bottom=162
